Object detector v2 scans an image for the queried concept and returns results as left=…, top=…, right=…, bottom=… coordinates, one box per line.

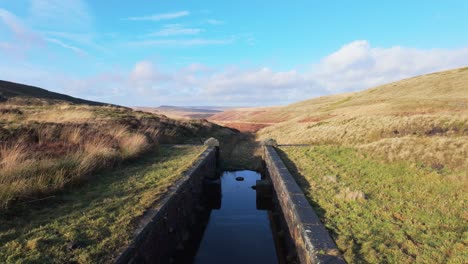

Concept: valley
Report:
left=1, top=67, right=467, bottom=263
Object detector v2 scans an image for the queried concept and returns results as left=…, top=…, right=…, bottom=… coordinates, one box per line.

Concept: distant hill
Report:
left=134, top=105, right=243, bottom=120
left=211, top=67, right=468, bottom=171
left=158, top=105, right=223, bottom=113
left=211, top=67, right=468, bottom=126
left=0, top=80, right=111, bottom=106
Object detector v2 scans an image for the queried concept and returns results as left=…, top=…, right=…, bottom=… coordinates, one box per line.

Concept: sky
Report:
left=0, top=0, right=468, bottom=107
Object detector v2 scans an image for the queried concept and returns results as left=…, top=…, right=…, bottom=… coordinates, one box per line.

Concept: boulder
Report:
left=261, top=138, right=278, bottom=147
left=204, top=137, right=220, bottom=147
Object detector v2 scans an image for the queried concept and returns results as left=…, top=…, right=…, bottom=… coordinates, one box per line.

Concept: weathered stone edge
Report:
left=264, top=145, right=346, bottom=264
left=114, top=146, right=216, bottom=263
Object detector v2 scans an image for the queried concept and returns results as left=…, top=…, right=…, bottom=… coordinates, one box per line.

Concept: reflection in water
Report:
left=194, top=170, right=278, bottom=264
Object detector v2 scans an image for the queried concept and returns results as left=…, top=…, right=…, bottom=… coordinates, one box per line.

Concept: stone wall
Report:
left=115, top=146, right=218, bottom=264
left=263, top=146, right=346, bottom=264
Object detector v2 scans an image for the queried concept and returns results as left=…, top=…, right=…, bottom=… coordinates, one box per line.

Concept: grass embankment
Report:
left=0, top=145, right=205, bottom=263
left=212, top=67, right=468, bottom=174
left=0, top=102, right=234, bottom=209
left=278, top=146, right=467, bottom=264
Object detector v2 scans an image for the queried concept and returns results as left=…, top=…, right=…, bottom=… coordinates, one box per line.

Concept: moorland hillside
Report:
left=0, top=81, right=237, bottom=209
left=211, top=67, right=468, bottom=173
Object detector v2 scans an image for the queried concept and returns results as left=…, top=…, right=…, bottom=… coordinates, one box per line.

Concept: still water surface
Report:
left=193, top=170, right=278, bottom=264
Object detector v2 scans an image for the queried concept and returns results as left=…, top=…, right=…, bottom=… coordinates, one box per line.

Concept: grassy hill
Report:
left=0, top=81, right=240, bottom=209
left=0, top=80, right=113, bottom=106
left=212, top=67, right=468, bottom=172
left=211, top=67, right=468, bottom=263
left=0, top=81, right=260, bottom=262
left=134, top=105, right=224, bottom=119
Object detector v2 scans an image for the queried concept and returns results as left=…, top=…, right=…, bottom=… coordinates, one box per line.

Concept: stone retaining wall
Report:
left=263, top=146, right=345, bottom=264
left=115, top=146, right=218, bottom=264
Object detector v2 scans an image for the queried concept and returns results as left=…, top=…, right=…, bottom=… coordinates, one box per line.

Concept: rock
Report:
left=336, top=187, right=366, bottom=201
left=66, top=241, right=83, bottom=251
left=204, top=137, right=219, bottom=146
left=324, top=175, right=337, bottom=183
left=235, top=177, right=244, bottom=181
left=261, top=138, right=278, bottom=147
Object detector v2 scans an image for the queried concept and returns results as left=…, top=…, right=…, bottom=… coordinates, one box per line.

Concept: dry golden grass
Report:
left=0, top=123, right=151, bottom=208
left=26, top=109, right=94, bottom=123
left=0, top=97, right=238, bottom=209
left=0, top=100, right=235, bottom=209
left=251, top=67, right=468, bottom=173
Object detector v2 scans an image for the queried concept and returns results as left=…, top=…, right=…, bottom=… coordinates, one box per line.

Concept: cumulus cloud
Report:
left=1, top=39, right=468, bottom=106
left=129, top=61, right=173, bottom=96
left=199, top=67, right=314, bottom=104
left=311, top=40, right=468, bottom=92
left=124, top=41, right=468, bottom=105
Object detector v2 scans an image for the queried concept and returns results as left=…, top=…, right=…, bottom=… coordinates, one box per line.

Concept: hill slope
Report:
left=0, top=80, right=242, bottom=209
left=0, top=80, right=110, bottom=106
left=134, top=105, right=224, bottom=119
left=213, top=67, right=468, bottom=171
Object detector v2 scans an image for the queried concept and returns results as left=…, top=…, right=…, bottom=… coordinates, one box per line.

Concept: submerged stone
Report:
left=235, top=176, right=244, bottom=181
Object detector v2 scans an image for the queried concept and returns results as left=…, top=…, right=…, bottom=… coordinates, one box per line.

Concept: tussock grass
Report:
left=0, top=127, right=161, bottom=208
left=0, top=102, right=235, bottom=209
left=26, top=109, right=94, bottom=123
left=253, top=67, right=468, bottom=172
left=279, top=146, right=467, bottom=263
left=358, top=136, right=468, bottom=172
left=0, top=146, right=204, bottom=263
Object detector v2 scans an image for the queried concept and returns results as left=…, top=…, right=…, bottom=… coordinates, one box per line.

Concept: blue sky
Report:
left=1, top=0, right=467, bottom=106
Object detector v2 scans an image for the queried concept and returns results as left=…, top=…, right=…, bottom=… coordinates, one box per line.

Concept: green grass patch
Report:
left=0, top=145, right=205, bottom=263
left=278, top=146, right=466, bottom=264
left=325, top=96, right=353, bottom=110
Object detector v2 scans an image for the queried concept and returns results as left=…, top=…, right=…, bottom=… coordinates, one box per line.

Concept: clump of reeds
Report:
left=0, top=122, right=157, bottom=209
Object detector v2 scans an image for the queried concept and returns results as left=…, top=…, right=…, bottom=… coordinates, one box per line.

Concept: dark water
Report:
left=193, top=170, right=278, bottom=264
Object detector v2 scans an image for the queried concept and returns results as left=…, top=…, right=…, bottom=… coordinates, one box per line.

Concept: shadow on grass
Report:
left=218, top=132, right=262, bottom=172
left=274, top=147, right=327, bottom=219
left=0, top=146, right=194, bottom=244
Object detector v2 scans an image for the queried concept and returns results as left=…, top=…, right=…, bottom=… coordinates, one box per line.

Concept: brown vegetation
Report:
left=214, top=122, right=272, bottom=132
left=241, top=67, right=468, bottom=174
left=0, top=100, right=236, bottom=209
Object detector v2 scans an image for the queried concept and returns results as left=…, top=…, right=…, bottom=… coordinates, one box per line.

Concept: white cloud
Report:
left=0, top=2, right=102, bottom=58
left=29, top=0, right=93, bottom=32
left=123, top=41, right=468, bottom=106
left=0, top=8, right=43, bottom=56
left=206, top=19, right=224, bottom=25
left=45, top=37, right=87, bottom=56
left=129, top=61, right=172, bottom=95
left=43, top=31, right=109, bottom=54
left=0, top=8, right=43, bottom=43
left=147, top=24, right=202, bottom=37
left=130, top=61, right=170, bottom=82
left=25, top=0, right=108, bottom=56
left=311, top=40, right=468, bottom=92
left=127, top=38, right=233, bottom=47
left=1, top=39, right=468, bottom=106
left=127, top=11, right=190, bottom=21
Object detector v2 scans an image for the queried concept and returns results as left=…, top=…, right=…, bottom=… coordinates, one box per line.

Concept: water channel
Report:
left=192, top=170, right=279, bottom=264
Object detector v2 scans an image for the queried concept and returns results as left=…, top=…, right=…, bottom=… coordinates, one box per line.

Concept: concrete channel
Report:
left=115, top=141, right=345, bottom=264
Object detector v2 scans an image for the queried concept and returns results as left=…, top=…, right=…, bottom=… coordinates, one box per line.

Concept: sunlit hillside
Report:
left=0, top=81, right=237, bottom=209
left=212, top=67, right=468, bottom=173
